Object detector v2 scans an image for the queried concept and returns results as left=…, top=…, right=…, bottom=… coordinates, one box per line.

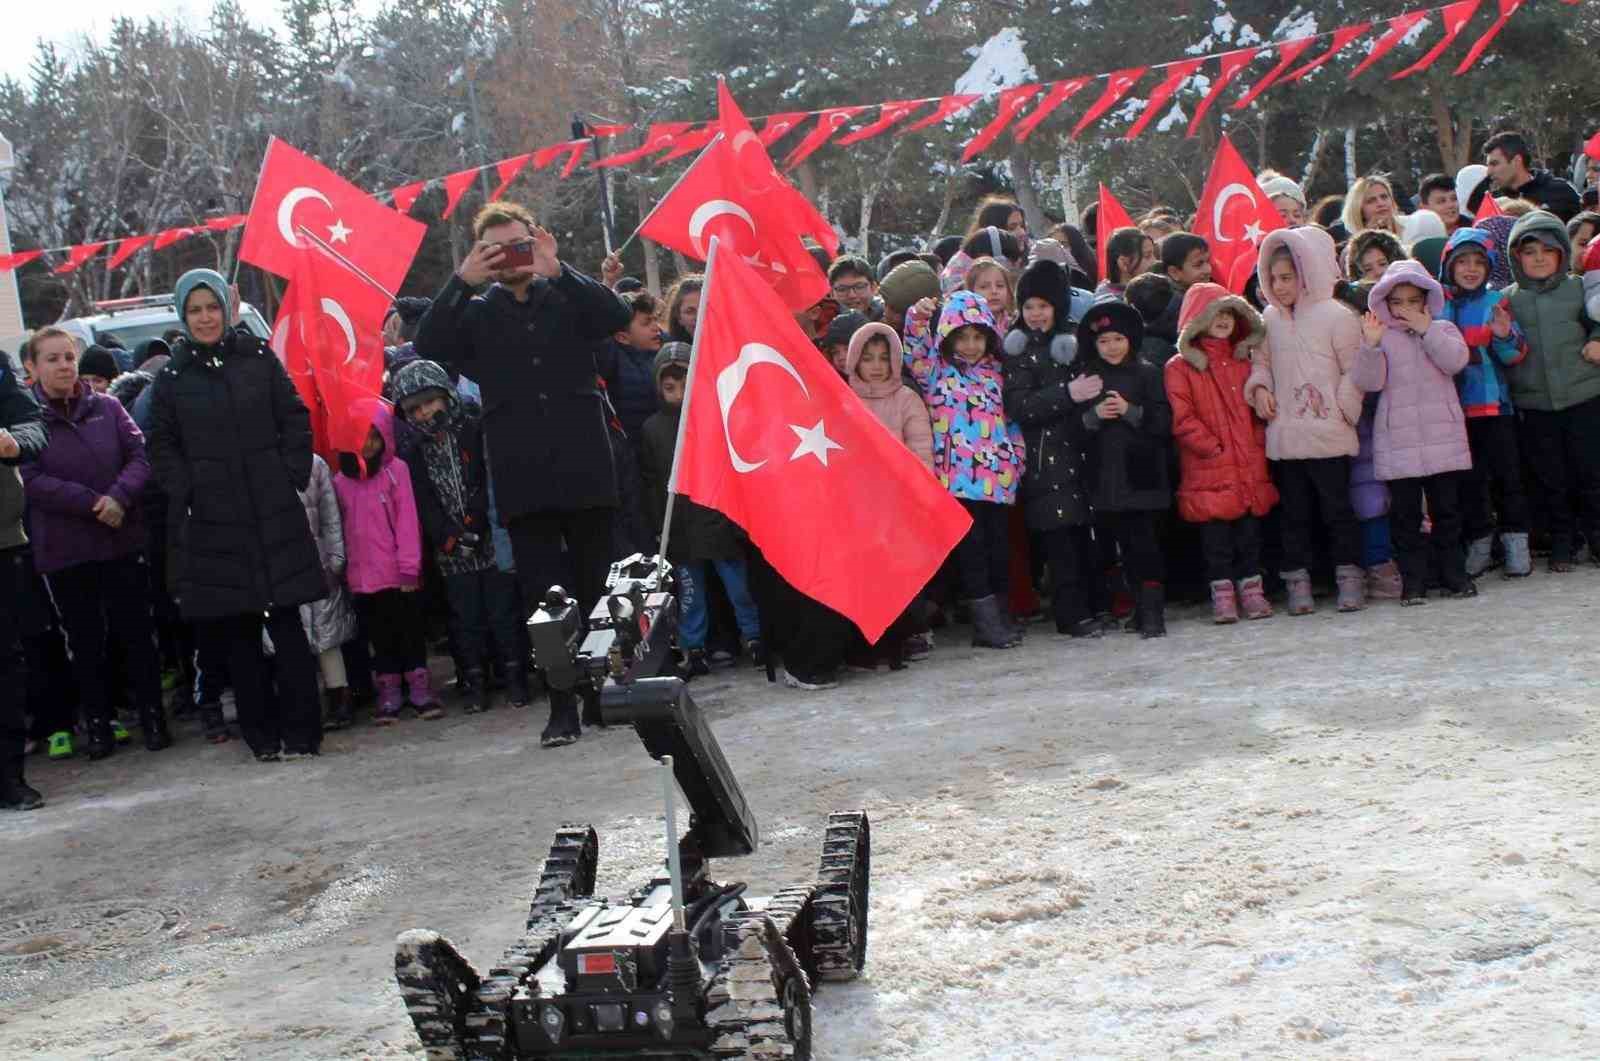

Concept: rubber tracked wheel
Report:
left=812, top=811, right=869, bottom=982
left=394, top=929, right=485, bottom=1060
left=707, top=914, right=813, bottom=1060
left=526, top=824, right=598, bottom=927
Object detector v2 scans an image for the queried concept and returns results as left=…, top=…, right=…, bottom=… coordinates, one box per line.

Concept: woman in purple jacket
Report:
left=21, top=327, right=170, bottom=758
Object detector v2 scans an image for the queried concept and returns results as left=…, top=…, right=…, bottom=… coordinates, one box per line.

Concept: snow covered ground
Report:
left=2, top=570, right=1597, bottom=1059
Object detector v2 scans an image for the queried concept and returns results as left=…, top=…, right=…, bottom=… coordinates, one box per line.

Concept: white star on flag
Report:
left=789, top=420, right=843, bottom=466
left=1243, top=220, right=1265, bottom=246
left=327, top=219, right=353, bottom=244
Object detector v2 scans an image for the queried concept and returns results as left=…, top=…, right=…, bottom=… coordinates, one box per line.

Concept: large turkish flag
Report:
left=284, top=244, right=392, bottom=459
left=1194, top=135, right=1287, bottom=295
left=240, top=138, right=426, bottom=294
left=673, top=241, right=971, bottom=642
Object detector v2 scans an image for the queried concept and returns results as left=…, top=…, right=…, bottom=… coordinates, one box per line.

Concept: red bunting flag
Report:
left=487, top=153, right=532, bottom=203
left=1393, top=0, right=1482, bottom=79
left=592, top=123, right=693, bottom=169
left=962, top=86, right=1044, bottom=161
left=532, top=139, right=588, bottom=171
left=1231, top=37, right=1318, bottom=110
left=106, top=236, right=154, bottom=271
left=638, top=81, right=839, bottom=311
left=0, top=251, right=41, bottom=272
left=290, top=241, right=391, bottom=458
left=783, top=107, right=868, bottom=171
left=1349, top=12, right=1430, bottom=80
left=1455, top=0, right=1523, bottom=74
left=1281, top=24, right=1372, bottom=83
left=1125, top=59, right=1203, bottom=141
left=901, top=94, right=980, bottom=134
left=1187, top=48, right=1258, bottom=137
left=1193, top=135, right=1287, bottom=296
left=1096, top=184, right=1139, bottom=284
left=205, top=214, right=247, bottom=231
left=240, top=138, right=425, bottom=292
left=440, top=167, right=481, bottom=219
left=390, top=181, right=425, bottom=213
left=1012, top=78, right=1090, bottom=143
left=1072, top=68, right=1148, bottom=140
left=659, top=124, right=719, bottom=163
left=757, top=113, right=809, bottom=148
left=673, top=240, right=972, bottom=643
left=53, top=242, right=108, bottom=275
left=1474, top=191, right=1503, bottom=218
left=837, top=100, right=926, bottom=146
left=560, top=142, right=592, bottom=178
left=152, top=227, right=197, bottom=252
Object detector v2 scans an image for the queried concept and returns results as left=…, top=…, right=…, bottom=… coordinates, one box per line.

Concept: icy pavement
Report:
left=2, top=570, right=1598, bottom=1058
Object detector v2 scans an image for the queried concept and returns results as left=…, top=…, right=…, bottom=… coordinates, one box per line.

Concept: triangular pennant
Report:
left=659, top=123, right=718, bottom=163
left=1125, top=59, right=1204, bottom=140
left=53, top=242, right=108, bottom=275
left=1012, top=78, right=1091, bottom=143
left=205, top=214, right=247, bottom=231
left=152, top=226, right=197, bottom=251
left=586, top=124, right=630, bottom=139
left=487, top=154, right=532, bottom=203
left=532, top=140, right=588, bottom=170
left=1393, top=0, right=1482, bottom=79
left=440, top=167, right=481, bottom=219
left=1231, top=37, right=1318, bottom=110
left=836, top=99, right=926, bottom=146
left=962, top=86, right=1045, bottom=161
left=390, top=181, right=426, bottom=213
left=1349, top=12, right=1430, bottom=80
left=0, top=250, right=42, bottom=272
left=592, top=123, right=692, bottom=169
left=1455, top=0, right=1524, bottom=75
left=1280, top=24, right=1372, bottom=83
left=900, top=94, right=981, bottom=134
left=782, top=107, right=867, bottom=171
left=106, top=235, right=155, bottom=270
left=560, top=141, right=592, bottom=178
left=1072, top=68, right=1148, bottom=140
left=1096, top=184, right=1138, bottom=283
left=757, top=112, right=809, bottom=148
left=1186, top=48, right=1258, bottom=137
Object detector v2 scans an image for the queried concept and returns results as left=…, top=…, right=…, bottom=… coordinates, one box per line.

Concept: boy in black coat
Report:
left=1075, top=298, right=1174, bottom=637
left=391, top=360, right=528, bottom=713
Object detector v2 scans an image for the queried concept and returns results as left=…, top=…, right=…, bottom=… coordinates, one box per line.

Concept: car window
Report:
left=94, top=320, right=176, bottom=349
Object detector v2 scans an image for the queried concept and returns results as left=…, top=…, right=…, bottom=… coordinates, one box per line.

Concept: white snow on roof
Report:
left=1274, top=10, right=1318, bottom=39
left=954, top=27, right=1038, bottom=94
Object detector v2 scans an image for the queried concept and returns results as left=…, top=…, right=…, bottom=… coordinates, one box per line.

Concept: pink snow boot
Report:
left=1209, top=580, right=1239, bottom=624
left=1237, top=575, right=1273, bottom=620
left=405, top=667, right=445, bottom=720
left=1365, top=560, right=1403, bottom=600
left=374, top=673, right=404, bottom=726
left=1282, top=569, right=1315, bottom=616
left=1335, top=564, right=1367, bottom=612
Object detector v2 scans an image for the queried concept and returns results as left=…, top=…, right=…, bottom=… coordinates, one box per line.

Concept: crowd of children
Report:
left=4, top=138, right=1600, bottom=812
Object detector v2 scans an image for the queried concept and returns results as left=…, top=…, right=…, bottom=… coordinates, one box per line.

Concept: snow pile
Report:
left=954, top=28, right=1037, bottom=95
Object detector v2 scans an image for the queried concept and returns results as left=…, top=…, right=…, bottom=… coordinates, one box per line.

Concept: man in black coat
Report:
left=414, top=202, right=632, bottom=617
left=1485, top=130, right=1582, bottom=222
left=1, top=355, right=48, bottom=809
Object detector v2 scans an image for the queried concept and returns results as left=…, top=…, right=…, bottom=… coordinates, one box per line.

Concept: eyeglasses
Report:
left=832, top=280, right=873, bottom=296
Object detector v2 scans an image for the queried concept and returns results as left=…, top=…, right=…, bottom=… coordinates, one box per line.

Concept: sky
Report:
left=3, top=0, right=290, bottom=83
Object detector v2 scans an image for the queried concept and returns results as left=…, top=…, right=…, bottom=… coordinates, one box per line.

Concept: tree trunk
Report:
left=858, top=138, right=904, bottom=259
left=1428, top=91, right=1472, bottom=175
left=1301, top=129, right=1327, bottom=191
left=637, top=186, right=661, bottom=294
left=1344, top=126, right=1358, bottom=185
left=928, top=164, right=960, bottom=244
left=1008, top=142, right=1048, bottom=234
left=1057, top=141, right=1079, bottom=225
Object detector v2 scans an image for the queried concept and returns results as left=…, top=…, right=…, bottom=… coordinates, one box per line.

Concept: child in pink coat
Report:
left=844, top=322, right=934, bottom=470
left=332, top=401, right=440, bottom=723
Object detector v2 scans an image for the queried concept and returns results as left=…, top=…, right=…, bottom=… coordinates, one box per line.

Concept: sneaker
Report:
left=47, top=731, right=74, bottom=760
left=539, top=696, right=582, bottom=748
left=782, top=668, right=839, bottom=691
left=110, top=719, right=132, bottom=744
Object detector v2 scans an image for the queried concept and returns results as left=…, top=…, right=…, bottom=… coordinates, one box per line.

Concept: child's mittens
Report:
left=1069, top=374, right=1104, bottom=403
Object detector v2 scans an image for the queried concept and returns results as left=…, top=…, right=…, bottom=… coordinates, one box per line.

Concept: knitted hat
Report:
left=391, top=359, right=457, bottom=410
left=1258, top=174, right=1306, bottom=209
left=878, top=260, right=940, bottom=313
left=653, top=341, right=692, bottom=385
left=824, top=310, right=868, bottom=349
left=1076, top=297, right=1145, bottom=354
left=78, top=345, right=120, bottom=381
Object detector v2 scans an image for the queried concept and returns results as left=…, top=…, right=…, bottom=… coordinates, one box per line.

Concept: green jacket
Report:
left=1502, top=211, right=1600, bottom=413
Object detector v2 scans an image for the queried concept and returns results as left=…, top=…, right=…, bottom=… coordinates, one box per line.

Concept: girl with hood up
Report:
left=332, top=400, right=438, bottom=724
left=1352, top=261, right=1472, bottom=603
left=1246, top=227, right=1367, bottom=615
left=904, top=289, right=1025, bottom=648
left=1439, top=228, right=1531, bottom=578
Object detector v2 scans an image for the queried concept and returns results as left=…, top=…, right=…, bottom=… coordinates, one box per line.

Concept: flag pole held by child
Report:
left=658, top=235, right=721, bottom=566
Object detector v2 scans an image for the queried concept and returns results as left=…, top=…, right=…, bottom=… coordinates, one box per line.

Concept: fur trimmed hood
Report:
left=1176, top=283, right=1266, bottom=370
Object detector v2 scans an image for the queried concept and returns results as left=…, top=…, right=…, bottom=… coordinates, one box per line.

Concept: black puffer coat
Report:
left=146, top=328, right=325, bottom=620
left=1074, top=353, right=1172, bottom=514
left=414, top=265, right=632, bottom=520
left=637, top=404, right=746, bottom=564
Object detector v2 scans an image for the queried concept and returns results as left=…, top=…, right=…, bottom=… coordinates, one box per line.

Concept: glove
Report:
left=1068, top=373, right=1104, bottom=403
left=456, top=531, right=482, bottom=559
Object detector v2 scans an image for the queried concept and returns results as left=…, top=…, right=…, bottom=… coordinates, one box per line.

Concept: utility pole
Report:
left=0, top=133, right=25, bottom=351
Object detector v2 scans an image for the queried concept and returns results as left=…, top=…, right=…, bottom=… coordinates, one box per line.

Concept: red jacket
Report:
left=1164, top=284, right=1279, bottom=524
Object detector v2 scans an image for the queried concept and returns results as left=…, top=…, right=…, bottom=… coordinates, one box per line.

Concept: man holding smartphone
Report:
left=415, top=203, right=631, bottom=744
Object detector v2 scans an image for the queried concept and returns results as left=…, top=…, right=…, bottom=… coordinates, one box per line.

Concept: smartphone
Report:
left=496, top=240, right=535, bottom=269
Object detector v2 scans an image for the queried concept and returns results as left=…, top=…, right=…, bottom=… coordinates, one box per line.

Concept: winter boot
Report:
left=968, top=596, right=1017, bottom=649
left=504, top=662, right=531, bottom=708
left=200, top=703, right=230, bottom=743
left=460, top=668, right=491, bottom=714
left=540, top=690, right=582, bottom=748
left=581, top=688, right=605, bottom=728
left=86, top=717, right=116, bottom=761
left=405, top=667, right=445, bottom=720
left=0, top=756, right=43, bottom=811
left=1464, top=535, right=1495, bottom=578
left=1401, top=582, right=1429, bottom=606
left=1138, top=582, right=1167, bottom=639
left=46, top=731, right=74, bottom=759
left=140, top=703, right=173, bottom=752
left=903, top=632, right=933, bottom=659
left=681, top=648, right=712, bottom=678
left=1501, top=532, right=1532, bottom=578
left=745, top=639, right=765, bottom=669
left=1237, top=576, right=1273, bottom=620
left=781, top=668, right=839, bottom=691
left=1209, top=580, right=1239, bottom=624
left=1365, top=560, right=1403, bottom=600
left=323, top=687, right=354, bottom=730
left=1335, top=564, right=1367, bottom=613
left=1282, top=569, right=1315, bottom=616
left=373, top=673, right=404, bottom=726
left=1059, top=617, right=1103, bottom=639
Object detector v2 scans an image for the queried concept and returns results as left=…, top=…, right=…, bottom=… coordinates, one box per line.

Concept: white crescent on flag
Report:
left=689, top=200, right=758, bottom=258
left=716, top=342, right=811, bottom=473
left=277, top=186, right=333, bottom=247
left=1211, top=183, right=1258, bottom=243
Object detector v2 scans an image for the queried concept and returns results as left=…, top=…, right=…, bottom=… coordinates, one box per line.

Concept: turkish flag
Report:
left=673, top=242, right=971, bottom=642
left=240, top=138, right=425, bottom=293
left=268, top=283, right=331, bottom=458
left=637, top=81, right=840, bottom=311
left=1194, top=136, right=1287, bottom=296
left=1096, top=184, right=1138, bottom=284
left=288, top=243, right=392, bottom=458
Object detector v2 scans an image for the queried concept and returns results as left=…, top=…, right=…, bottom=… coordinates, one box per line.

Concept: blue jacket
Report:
left=1439, top=229, right=1527, bottom=418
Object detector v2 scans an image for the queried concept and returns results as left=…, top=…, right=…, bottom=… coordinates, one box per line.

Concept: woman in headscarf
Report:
left=146, top=269, right=327, bottom=762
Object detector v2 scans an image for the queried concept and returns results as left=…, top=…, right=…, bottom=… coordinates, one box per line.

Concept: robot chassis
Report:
left=394, top=555, right=871, bottom=1060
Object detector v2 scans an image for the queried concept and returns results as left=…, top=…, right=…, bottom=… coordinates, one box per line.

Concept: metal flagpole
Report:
left=657, top=235, right=720, bottom=571
left=611, top=134, right=725, bottom=259
left=294, top=224, right=399, bottom=303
